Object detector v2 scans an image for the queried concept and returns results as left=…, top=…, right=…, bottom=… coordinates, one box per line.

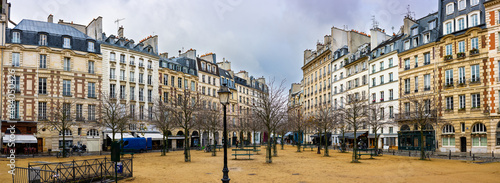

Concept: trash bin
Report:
left=116, top=162, right=123, bottom=173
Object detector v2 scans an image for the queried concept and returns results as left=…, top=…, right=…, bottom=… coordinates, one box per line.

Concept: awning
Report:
left=142, top=133, right=164, bottom=141
left=3, top=134, right=37, bottom=143
left=105, top=133, right=134, bottom=139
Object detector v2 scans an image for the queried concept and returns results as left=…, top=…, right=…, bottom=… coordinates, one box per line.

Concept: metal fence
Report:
left=12, top=157, right=133, bottom=183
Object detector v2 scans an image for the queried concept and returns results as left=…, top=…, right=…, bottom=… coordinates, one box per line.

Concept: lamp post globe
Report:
left=218, top=83, right=231, bottom=183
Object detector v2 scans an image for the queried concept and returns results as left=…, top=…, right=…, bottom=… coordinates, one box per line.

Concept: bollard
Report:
left=449, top=150, right=451, bottom=160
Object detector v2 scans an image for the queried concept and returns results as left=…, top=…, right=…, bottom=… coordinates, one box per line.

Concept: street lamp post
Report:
left=218, top=83, right=231, bottom=183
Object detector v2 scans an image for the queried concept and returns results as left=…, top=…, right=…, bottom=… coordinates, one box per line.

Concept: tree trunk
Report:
left=420, top=126, right=425, bottom=160
left=324, top=129, right=329, bottom=157
left=184, top=129, right=190, bottom=162
left=162, top=134, right=167, bottom=156
left=352, top=128, right=359, bottom=163
left=266, top=131, right=272, bottom=163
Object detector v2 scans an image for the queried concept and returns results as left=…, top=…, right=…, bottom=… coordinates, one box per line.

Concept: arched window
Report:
left=401, top=125, right=410, bottom=131
left=472, top=123, right=486, bottom=133
left=87, top=129, right=99, bottom=137
left=442, top=124, right=455, bottom=134
left=59, top=129, right=72, bottom=136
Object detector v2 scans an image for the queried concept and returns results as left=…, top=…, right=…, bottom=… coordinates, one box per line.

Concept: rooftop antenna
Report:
left=402, top=5, right=415, bottom=20
left=114, top=18, right=125, bottom=34
left=371, top=15, right=379, bottom=29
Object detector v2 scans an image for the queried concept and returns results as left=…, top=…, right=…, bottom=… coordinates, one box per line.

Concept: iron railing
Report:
left=13, top=157, right=133, bottom=183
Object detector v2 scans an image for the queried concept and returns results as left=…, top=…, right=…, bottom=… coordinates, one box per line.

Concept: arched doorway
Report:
left=176, top=131, right=184, bottom=148
left=191, top=131, right=199, bottom=147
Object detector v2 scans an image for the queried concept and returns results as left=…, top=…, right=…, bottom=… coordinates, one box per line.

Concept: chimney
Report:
left=118, top=26, right=124, bottom=38
left=48, top=14, right=53, bottom=23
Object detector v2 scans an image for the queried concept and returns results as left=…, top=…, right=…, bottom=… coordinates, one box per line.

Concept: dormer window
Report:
left=411, top=28, right=418, bottom=36
left=458, top=0, right=465, bottom=10
left=471, top=0, right=479, bottom=6
left=446, top=3, right=454, bottom=15
left=87, top=41, right=95, bottom=52
left=63, top=37, right=71, bottom=49
left=12, top=31, right=20, bottom=43
left=39, top=34, right=47, bottom=46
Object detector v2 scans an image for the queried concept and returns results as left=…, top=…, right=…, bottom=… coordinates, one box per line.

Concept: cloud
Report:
left=10, top=0, right=437, bottom=89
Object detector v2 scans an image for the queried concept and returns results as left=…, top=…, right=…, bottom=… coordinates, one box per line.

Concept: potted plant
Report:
left=470, top=48, right=479, bottom=55
left=444, top=55, right=453, bottom=61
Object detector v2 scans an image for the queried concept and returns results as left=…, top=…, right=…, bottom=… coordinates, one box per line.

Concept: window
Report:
left=405, top=79, right=410, bottom=94
left=120, top=85, right=126, bottom=99
left=139, top=73, right=144, bottom=83
left=423, top=33, right=430, bottom=44
left=458, top=41, right=465, bottom=53
left=414, top=76, right=418, bottom=92
left=63, top=80, right=71, bottom=96
left=470, top=14, right=479, bottom=27
left=130, top=72, right=135, bottom=82
left=130, top=87, right=135, bottom=100
left=120, top=70, right=125, bottom=81
left=459, top=95, right=465, bottom=109
left=445, top=22, right=453, bottom=34
left=88, top=82, right=95, bottom=98
left=424, top=74, right=430, bottom=90
left=424, top=53, right=430, bottom=65
left=148, top=90, right=152, bottom=102
left=88, top=61, right=94, bottom=74
left=471, top=0, right=479, bottom=6
left=442, top=136, right=456, bottom=147
left=63, top=37, right=71, bottom=48
left=38, top=102, right=47, bottom=120
left=445, top=69, right=453, bottom=86
left=64, top=57, right=71, bottom=71
left=446, top=3, right=454, bottom=15
left=445, top=44, right=452, bottom=56
left=471, top=93, right=480, bottom=108
left=12, top=53, right=20, bottom=67
left=87, top=41, right=95, bottom=52
left=110, top=84, right=116, bottom=98
left=404, top=58, right=410, bottom=70
left=76, top=104, right=83, bottom=120
left=414, top=56, right=418, bottom=67
left=12, top=31, right=20, bottom=43
left=139, top=88, right=144, bottom=101
left=446, top=97, right=454, bottom=110
left=39, top=78, right=47, bottom=94
left=87, top=129, right=99, bottom=137
left=471, top=64, right=480, bottom=82
left=39, top=34, right=47, bottom=46
left=471, top=37, right=478, bottom=49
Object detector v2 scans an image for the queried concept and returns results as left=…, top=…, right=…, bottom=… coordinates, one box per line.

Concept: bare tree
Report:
left=41, top=98, right=75, bottom=158
left=98, top=93, right=131, bottom=144
left=152, top=97, right=175, bottom=156
left=195, top=103, right=221, bottom=156
left=171, top=89, right=203, bottom=162
left=313, top=105, right=337, bottom=156
left=288, top=108, right=306, bottom=152
left=367, top=101, right=393, bottom=155
left=252, top=79, right=287, bottom=163
left=341, top=92, right=368, bottom=163
left=397, top=94, right=439, bottom=160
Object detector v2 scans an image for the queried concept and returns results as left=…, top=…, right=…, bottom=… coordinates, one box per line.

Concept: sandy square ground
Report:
left=1, top=145, right=499, bottom=183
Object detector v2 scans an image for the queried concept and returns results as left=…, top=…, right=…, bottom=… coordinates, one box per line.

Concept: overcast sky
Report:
left=10, top=0, right=437, bottom=89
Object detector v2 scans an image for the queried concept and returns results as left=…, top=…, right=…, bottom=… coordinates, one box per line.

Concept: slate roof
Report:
left=14, top=19, right=91, bottom=39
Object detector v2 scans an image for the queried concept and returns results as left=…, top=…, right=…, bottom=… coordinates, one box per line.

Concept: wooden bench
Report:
left=231, top=149, right=254, bottom=159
